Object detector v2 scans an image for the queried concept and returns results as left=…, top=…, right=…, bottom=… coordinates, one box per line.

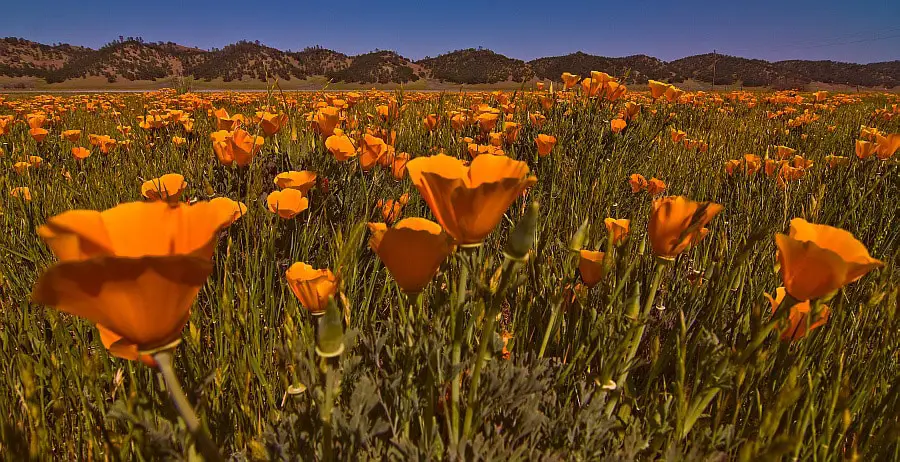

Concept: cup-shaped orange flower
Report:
left=561, top=72, right=580, bottom=89
left=764, top=288, right=830, bottom=342
left=325, top=134, right=357, bottom=161
left=367, top=218, right=454, bottom=293
left=406, top=154, right=537, bottom=246
left=230, top=129, right=264, bottom=167
left=72, top=146, right=91, bottom=160
left=610, top=118, right=627, bottom=134
left=578, top=250, right=606, bottom=288
left=61, top=129, right=82, bottom=142
left=285, top=262, right=338, bottom=315
left=649, top=196, right=723, bottom=260
left=535, top=134, right=557, bottom=157
left=647, top=178, right=667, bottom=195
left=30, top=127, right=49, bottom=142
left=141, top=173, right=187, bottom=204
left=266, top=189, right=309, bottom=219
left=604, top=218, right=630, bottom=245
left=260, top=112, right=288, bottom=136
left=775, top=218, right=882, bottom=301
left=274, top=171, right=317, bottom=194
left=629, top=174, right=647, bottom=193
left=648, top=80, right=671, bottom=99
left=31, top=201, right=239, bottom=352
left=874, top=133, right=900, bottom=160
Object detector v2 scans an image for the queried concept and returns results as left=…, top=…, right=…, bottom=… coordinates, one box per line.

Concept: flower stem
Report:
left=153, top=350, right=223, bottom=462
left=320, top=357, right=336, bottom=462
left=449, top=250, right=471, bottom=446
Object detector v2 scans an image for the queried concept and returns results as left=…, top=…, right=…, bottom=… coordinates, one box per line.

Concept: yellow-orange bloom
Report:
left=648, top=80, right=671, bottom=99
left=535, top=134, right=557, bottom=157
left=647, top=178, right=667, bottom=195
left=325, top=134, right=357, bottom=161
left=274, top=171, right=317, bottom=194
left=285, top=262, right=338, bottom=315
left=31, top=201, right=239, bottom=352
left=775, top=218, right=882, bottom=301
left=61, top=129, right=82, bottom=142
left=72, top=146, right=91, bottom=160
left=764, top=288, right=830, bottom=342
left=629, top=173, right=647, bottom=193
left=874, top=133, right=900, bottom=159
left=610, top=118, right=627, bottom=134
left=604, top=218, right=630, bottom=245
left=406, top=154, right=537, bottom=245
left=230, top=129, right=264, bottom=167
left=266, top=189, right=309, bottom=219
left=367, top=218, right=454, bottom=293
left=649, top=196, right=723, bottom=259
left=141, top=173, right=187, bottom=204
left=260, top=112, right=288, bottom=136
left=561, top=72, right=580, bottom=90
left=578, top=250, right=606, bottom=288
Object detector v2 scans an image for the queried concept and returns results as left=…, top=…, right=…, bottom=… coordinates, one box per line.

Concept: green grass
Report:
left=0, top=88, right=898, bottom=460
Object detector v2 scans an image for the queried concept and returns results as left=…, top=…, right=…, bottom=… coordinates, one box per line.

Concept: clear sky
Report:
left=2, top=0, right=899, bottom=63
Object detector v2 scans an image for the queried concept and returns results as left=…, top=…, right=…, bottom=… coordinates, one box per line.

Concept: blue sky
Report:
left=2, top=0, right=899, bottom=63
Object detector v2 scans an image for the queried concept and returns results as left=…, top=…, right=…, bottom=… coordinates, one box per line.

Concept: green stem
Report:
left=153, top=351, right=223, bottom=462
left=606, top=260, right=667, bottom=416
left=449, top=250, right=471, bottom=445
left=537, top=300, right=561, bottom=360
left=321, top=358, right=336, bottom=462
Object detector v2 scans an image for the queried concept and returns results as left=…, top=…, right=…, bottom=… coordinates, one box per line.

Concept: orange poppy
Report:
left=629, top=173, right=647, bottom=193
left=208, top=197, right=248, bottom=226
left=764, top=288, right=830, bottom=342
left=285, top=262, right=338, bottom=315
left=313, top=106, right=341, bottom=137
left=670, top=129, right=687, bottom=144
left=561, top=72, right=580, bottom=90
left=266, top=189, right=309, bottom=219
left=423, top=114, right=440, bottom=131
left=72, top=146, right=91, bottom=160
left=744, top=154, right=762, bottom=175
left=97, top=324, right=157, bottom=366
left=211, top=130, right=234, bottom=165
left=774, top=145, right=796, bottom=160
left=367, top=218, right=454, bottom=293
left=874, top=133, right=900, bottom=159
left=141, top=173, right=187, bottom=204
left=648, top=196, right=723, bottom=260
left=775, top=218, right=882, bottom=301
left=578, top=250, right=605, bottom=288
left=213, top=108, right=242, bottom=131
left=230, top=129, right=264, bottom=167
left=535, top=134, right=557, bottom=157
left=61, top=129, right=82, bottom=142
left=274, top=171, right=317, bottom=194
left=825, top=155, right=850, bottom=168
left=260, top=112, right=288, bottom=136
left=325, top=134, right=357, bottom=161
left=648, top=80, right=671, bottom=99
left=610, top=118, right=627, bottom=134
left=724, top=159, right=741, bottom=176
left=406, top=154, right=537, bottom=245
left=31, top=201, right=239, bottom=352
left=604, top=218, right=630, bottom=245
left=392, top=152, right=410, bottom=180
left=10, top=187, right=31, bottom=201
left=30, top=127, right=49, bottom=142
left=647, top=178, right=667, bottom=195
left=360, top=134, right=389, bottom=171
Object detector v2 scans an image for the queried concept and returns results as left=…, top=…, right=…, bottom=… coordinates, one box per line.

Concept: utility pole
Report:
left=712, top=49, right=717, bottom=92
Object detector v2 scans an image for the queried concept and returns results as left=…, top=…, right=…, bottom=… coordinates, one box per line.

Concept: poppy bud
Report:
left=505, top=202, right=539, bottom=261
left=568, top=218, right=590, bottom=252
left=316, top=297, right=344, bottom=358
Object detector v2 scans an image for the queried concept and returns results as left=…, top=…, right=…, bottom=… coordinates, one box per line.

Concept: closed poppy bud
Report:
left=505, top=201, right=539, bottom=261
left=316, top=297, right=345, bottom=357
left=604, top=218, right=630, bottom=245
left=649, top=196, right=723, bottom=260
left=274, top=171, right=317, bottom=194
left=629, top=173, right=647, bottom=193
left=578, top=250, right=605, bottom=288
left=141, top=173, right=187, bottom=204
left=368, top=218, right=454, bottom=293
left=775, top=218, right=882, bottom=301
left=325, top=134, right=357, bottom=161
left=764, top=288, right=830, bottom=342
left=535, top=134, right=556, bottom=157
left=285, top=262, right=338, bottom=315
left=610, top=118, right=627, bottom=134
left=647, top=178, right=667, bottom=195
left=266, top=189, right=309, bottom=219
left=72, top=146, right=91, bottom=160
left=406, top=154, right=537, bottom=246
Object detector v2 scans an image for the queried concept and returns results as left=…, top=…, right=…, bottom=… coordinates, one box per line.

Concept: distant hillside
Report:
left=1, top=37, right=898, bottom=89
left=418, top=49, right=532, bottom=84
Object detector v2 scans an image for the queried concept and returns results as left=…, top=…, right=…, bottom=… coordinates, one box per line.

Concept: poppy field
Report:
left=0, top=78, right=899, bottom=460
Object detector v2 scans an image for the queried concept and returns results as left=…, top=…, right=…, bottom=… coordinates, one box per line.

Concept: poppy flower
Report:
left=604, top=218, right=630, bottom=245
left=610, top=118, right=627, bottom=134
left=377, top=196, right=406, bottom=224
left=724, top=159, right=741, bottom=176
left=629, top=174, right=647, bottom=193
left=561, top=72, right=580, bottom=90
left=670, top=129, right=687, bottom=144
left=141, top=173, right=187, bottom=204
left=325, top=134, right=357, bottom=161
left=13, top=161, right=32, bottom=175
left=214, top=108, right=242, bottom=131
left=406, top=154, right=537, bottom=246
left=61, top=129, right=82, bottom=142
left=764, top=288, right=830, bottom=342
left=825, top=155, right=850, bottom=168
left=10, top=187, right=31, bottom=201
left=208, top=197, right=248, bottom=225
left=230, top=129, right=264, bottom=167
left=392, top=152, right=410, bottom=180
left=622, top=102, right=641, bottom=120
left=423, top=114, right=440, bottom=131
left=664, top=86, right=684, bottom=103
left=874, top=133, right=900, bottom=159
left=285, top=262, right=338, bottom=315
left=648, top=80, right=671, bottom=99
left=535, top=134, right=557, bottom=157
left=172, top=136, right=186, bottom=146
left=775, top=218, right=882, bottom=301
left=475, top=111, right=500, bottom=133
left=97, top=324, right=157, bottom=366
left=274, top=171, right=317, bottom=194
left=30, top=127, right=49, bottom=142
left=529, top=112, right=547, bottom=128
left=649, top=196, right=723, bottom=260
left=647, top=178, right=667, bottom=195
left=31, top=201, right=239, bottom=352
left=367, top=218, right=454, bottom=293
left=72, top=147, right=91, bottom=160
left=211, top=130, right=234, bottom=165
left=578, top=250, right=605, bottom=288
left=360, top=134, right=389, bottom=171
left=744, top=154, right=762, bottom=175
left=314, top=106, right=341, bottom=137
left=260, top=112, right=288, bottom=136
left=774, top=145, right=796, bottom=160
left=266, top=189, right=309, bottom=219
